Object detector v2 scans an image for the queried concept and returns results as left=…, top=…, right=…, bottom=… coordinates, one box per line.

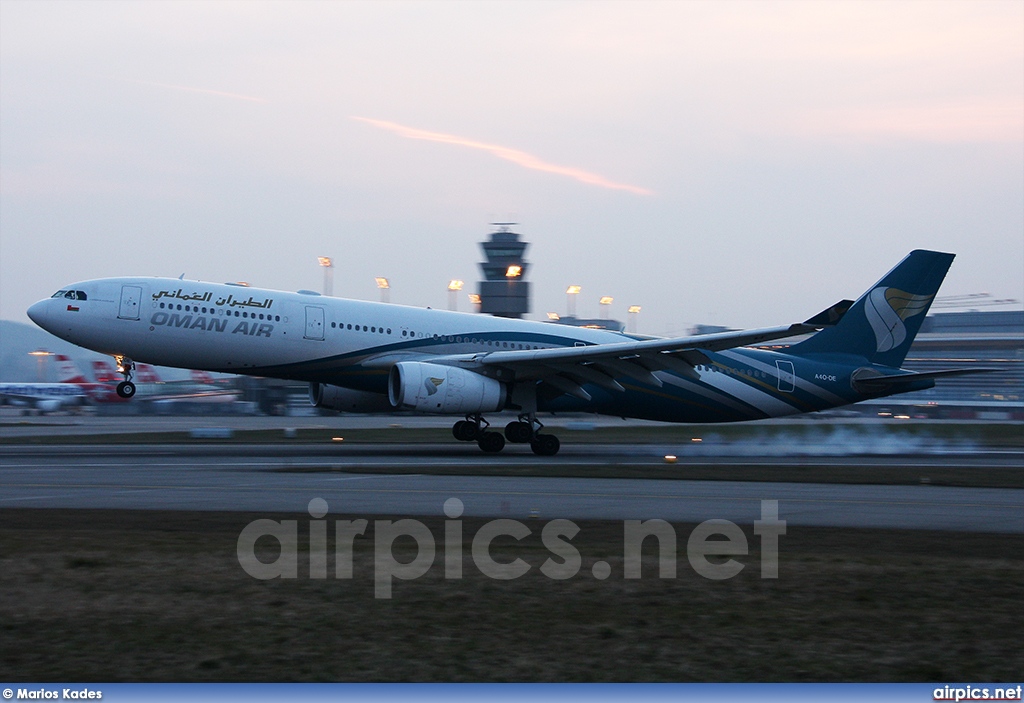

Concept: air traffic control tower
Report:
left=477, top=223, right=530, bottom=318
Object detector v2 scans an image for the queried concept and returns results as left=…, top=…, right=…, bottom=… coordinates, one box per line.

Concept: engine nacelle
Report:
left=309, top=383, right=394, bottom=413
left=388, top=362, right=507, bottom=414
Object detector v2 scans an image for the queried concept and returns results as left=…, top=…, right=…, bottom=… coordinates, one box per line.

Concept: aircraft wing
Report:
left=432, top=302, right=851, bottom=401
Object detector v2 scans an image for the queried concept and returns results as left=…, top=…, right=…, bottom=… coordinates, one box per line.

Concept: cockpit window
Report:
left=75, top=291, right=87, bottom=300
left=57, top=290, right=88, bottom=301
left=51, top=290, right=67, bottom=298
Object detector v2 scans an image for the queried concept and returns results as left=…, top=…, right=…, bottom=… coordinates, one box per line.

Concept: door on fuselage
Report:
left=118, top=285, right=142, bottom=320
left=775, top=359, right=796, bottom=392
left=304, top=306, right=325, bottom=340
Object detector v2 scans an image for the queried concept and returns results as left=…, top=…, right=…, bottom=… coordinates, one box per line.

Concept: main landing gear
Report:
left=114, top=357, right=137, bottom=399
left=451, top=414, right=560, bottom=456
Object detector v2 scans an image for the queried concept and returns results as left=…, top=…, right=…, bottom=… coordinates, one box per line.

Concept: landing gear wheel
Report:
left=504, top=420, right=533, bottom=443
left=114, top=357, right=136, bottom=399
left=452, top=420, right=479, bottom=441
left=531, top=434, right=560, bottom=456
left=478, top=431, right=506, bottom=453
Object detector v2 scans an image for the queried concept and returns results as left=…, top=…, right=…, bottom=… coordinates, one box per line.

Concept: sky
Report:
left=1, top=0, right=1022, bottom=337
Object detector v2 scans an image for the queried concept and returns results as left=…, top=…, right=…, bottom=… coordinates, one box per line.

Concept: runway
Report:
left=1, top=444, right=1021, bottom=532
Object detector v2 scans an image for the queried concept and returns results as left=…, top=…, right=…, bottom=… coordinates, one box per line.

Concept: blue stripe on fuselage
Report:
left=241, top=342, right=871, bottom=423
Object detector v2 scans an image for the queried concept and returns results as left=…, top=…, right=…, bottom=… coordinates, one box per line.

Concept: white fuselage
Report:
left=28, top=277, right=626, bottom=386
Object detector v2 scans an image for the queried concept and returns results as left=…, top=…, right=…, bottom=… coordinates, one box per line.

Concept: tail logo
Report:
left=424, top=377, right=444, bottom=396
left=864, top=287, right=933, bottom=353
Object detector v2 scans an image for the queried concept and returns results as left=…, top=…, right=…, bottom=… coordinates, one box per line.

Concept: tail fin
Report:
left=55, top=354, right=88, bottom=384
left=136, top=364, right=161, bottom=384
left=790, top=250, right=954, bottom=367
left=91, top=360, right=119, bottom=383
left=190, top=369, right=215, bottom=384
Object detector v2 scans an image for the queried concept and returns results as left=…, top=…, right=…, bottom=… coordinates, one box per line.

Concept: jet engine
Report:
left=388, top=362, right=507, bottom=414
left=309, top=383, right=394, bottom=413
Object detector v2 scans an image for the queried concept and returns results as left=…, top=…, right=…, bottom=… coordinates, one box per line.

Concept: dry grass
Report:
left=1, top=509, right=1022, bottom=681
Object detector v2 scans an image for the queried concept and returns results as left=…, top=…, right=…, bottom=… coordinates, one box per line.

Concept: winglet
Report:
left=803, top=300, right=854, bottom=327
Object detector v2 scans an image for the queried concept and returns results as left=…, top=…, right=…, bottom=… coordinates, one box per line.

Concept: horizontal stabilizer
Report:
left=853, top=367, right=997, bottom=389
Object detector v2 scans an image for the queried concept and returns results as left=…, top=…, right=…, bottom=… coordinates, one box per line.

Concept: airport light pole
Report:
left=599, top=296, right=614, bottom=320
left=318, top=257, right=334, bottom=297
left=375, top=277, right=390, bottom=303
left=447, top=280, right=464, bottom=311
left=566, top=285, right=581, bottom=317
left=627, top=305, right=641, bottom=333
left=28, top=349, right=51, bottom=382
left=468, top=293, right=481, bottom=312
left=504, top=266, right=522, bottom=315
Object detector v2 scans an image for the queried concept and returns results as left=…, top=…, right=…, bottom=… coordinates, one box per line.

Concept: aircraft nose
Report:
left=27, top=299, right=50, bottom=329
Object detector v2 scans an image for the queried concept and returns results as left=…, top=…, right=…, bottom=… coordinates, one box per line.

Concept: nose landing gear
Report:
left=114, top=357, right=136, bottom=399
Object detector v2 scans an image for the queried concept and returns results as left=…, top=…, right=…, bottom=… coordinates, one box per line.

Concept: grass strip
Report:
left=1, top=509, right=1021, bottom=682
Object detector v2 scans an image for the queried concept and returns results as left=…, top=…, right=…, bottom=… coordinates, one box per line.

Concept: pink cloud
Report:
left=352, top=116, right=652, bottom=195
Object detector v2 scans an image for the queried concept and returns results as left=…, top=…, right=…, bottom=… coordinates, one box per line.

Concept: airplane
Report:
left=0, top=354, right=93, bottom=412
left=26, top=250, right=982, bottom=454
